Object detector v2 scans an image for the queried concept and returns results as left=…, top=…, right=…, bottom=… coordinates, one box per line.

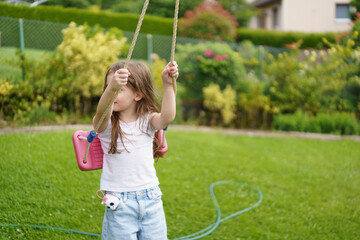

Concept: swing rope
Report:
left=83, top=0, right=150, bottom=163
left=170, top=0, right=180, bottom=94
left=83, top=0, right=179, bottom=163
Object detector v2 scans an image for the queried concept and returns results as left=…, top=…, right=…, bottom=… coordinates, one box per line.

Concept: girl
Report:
left=93, top=60, right=178, bottom=240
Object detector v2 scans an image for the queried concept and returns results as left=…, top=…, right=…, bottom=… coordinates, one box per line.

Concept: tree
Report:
left=109, top=0, right=142, bottom=14
left=44, top=0, right=90, bottom=9
left=217, top=0, right=257, bottom=27
left=350, top=0, right=360, bottom=20
left=178, top=0, right=238, bottom=42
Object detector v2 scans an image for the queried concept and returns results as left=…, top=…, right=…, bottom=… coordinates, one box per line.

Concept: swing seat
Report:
left=72, top=129, right=167, bottom=171
left=72, top=130, right=104, bottom=171
left=155, top=129, right=168, bottom=157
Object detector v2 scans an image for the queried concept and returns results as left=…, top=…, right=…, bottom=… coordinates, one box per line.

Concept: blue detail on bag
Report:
left=87, top=130, right=97, bottom=143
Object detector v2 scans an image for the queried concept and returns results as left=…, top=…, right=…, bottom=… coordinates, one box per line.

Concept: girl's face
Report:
left=107, top=73, right=140, bottom=112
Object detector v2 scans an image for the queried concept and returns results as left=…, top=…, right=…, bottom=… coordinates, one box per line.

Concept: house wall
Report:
left=249, top=0, right=352, bottom=33
left=282, top=0, right=351, bottom=32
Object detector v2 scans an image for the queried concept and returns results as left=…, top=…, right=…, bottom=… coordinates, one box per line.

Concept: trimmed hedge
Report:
left=272, top=111, right=359, bottom=135
left=237, top=28, right=337, bottom=49
left=0, top=2, right=173, bottom=35
left=0, top=3, right=340, bottom=49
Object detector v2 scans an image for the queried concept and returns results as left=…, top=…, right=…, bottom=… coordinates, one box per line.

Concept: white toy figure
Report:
left=101, top=194, right=121, bottom=210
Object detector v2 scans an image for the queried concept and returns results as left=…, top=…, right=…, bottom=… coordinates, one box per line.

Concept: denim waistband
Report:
left=105, top=186, right=161, bottom=202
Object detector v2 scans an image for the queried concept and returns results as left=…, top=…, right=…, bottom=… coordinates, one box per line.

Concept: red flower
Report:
left=222, top=54, right=229, bottom=60
left=215, top=55, right=223, bottom=61
left=204, top=49, right=214, bottom=58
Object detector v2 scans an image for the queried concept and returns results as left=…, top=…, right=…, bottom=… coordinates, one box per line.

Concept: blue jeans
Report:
left=101, top=186, right=167, bottom=240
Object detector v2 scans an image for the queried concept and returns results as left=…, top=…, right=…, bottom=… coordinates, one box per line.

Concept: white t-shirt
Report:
left=98, top=113, right=159, bottom=192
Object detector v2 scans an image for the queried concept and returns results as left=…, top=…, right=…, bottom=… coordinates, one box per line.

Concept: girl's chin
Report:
left=113, top=106, right=121, bottom=111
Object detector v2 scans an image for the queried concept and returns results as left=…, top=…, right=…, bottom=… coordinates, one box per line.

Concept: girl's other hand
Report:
left=162, top=61, right=179, bottom=85
left=109, top=68, right=131, bottom=92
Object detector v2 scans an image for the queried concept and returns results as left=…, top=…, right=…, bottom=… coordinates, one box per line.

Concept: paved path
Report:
left=1, top=124, right=359, bottom=142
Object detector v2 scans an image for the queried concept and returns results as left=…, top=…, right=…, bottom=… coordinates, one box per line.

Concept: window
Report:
left=335, top=4, right=350, bottom=19
left=273, top=7, right=279, bottom=29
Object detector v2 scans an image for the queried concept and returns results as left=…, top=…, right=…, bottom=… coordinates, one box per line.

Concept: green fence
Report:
left=0, top=16, right=288, bottom=73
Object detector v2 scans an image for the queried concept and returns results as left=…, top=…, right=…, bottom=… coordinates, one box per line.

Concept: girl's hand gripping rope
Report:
left=109, top=68, right=131, bottom=92
left=161, top=61, right=179, bottom=86
left=92, top=68, right=130, bottom=134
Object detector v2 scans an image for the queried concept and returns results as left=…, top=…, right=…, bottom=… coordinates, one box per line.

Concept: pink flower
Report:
left=215, top=55, right=223, bottom=61
left=222, top=54, right=229, bottom=60
left=204, top=49, right=214, bottom=58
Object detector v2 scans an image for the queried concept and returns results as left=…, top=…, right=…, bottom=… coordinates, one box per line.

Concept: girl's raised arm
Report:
left=151, top=62, right=178, bottom=130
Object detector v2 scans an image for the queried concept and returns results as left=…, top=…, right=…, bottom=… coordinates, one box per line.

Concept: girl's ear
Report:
left=134, top=92, right=143, bottom=102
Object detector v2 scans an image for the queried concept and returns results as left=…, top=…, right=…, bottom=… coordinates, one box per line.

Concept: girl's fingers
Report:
left=117, top=74, right=129, bottom=78
left=163, top=61, right=179, bottom=78
left=169, top=68, right=178, bottom=75
left=116, top=68, right=129, bottom=73
left=116, top=69, right=131, bottom=76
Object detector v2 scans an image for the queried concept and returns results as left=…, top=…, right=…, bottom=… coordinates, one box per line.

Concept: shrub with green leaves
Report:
left=2, top=22, right=128, bottom=125
left=1, top=51, right=61, bottom=125
left=265, top=34, right=360, bottom=115
left=178, top=0, right=238, bottom=42
left=237, top=28, right=337, bottom=49
left=203, top=83, right=236, bottom=126
left=272, top=110, right=359, bottom=135
left=238, top=82, right=276, bottom=129
left=177, top=42, right=245, bottom=100
left=236, top=40, right=273, bottom=78
left=57, top=22, right=127, bottom=99
left=349, top=14, right=360, bottom=47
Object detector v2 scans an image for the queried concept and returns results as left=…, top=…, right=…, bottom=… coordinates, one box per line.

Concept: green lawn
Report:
left=0, top=130, right=359, bottom=239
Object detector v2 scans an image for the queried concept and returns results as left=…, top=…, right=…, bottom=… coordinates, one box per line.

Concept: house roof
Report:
left=252, top=0, right=278, bottom=7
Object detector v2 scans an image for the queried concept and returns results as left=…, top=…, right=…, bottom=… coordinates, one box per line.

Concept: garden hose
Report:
left=0, top=181, right=262, bottom=239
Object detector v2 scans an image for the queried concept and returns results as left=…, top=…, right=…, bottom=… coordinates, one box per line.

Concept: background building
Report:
left=248, top=0, right=352, bottom=33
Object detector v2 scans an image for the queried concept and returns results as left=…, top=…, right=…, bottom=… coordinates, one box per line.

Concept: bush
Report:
left=0, top=78, right=14, bottom=119
left=272, top=111, right=359, bottom=135
left=236, top=40, right=272, bottom=78
left=238, top=81, right=276, bottom=129
left=44, top=0, right=90, bottom=9
left=237, top=28, right=337, bottom=49
left=264, top=33, right=360, bottom=115
left=176, top=42, right=245, bottom=100
left=2, top=22, right=127, bottom=124
left=23, top=103, right=57, bottom=125
left=149, top=54, right=184, bottom=125
left=56, top=22, right=127, bottom=99
left=203, top=83, right=236, bottom=126
left=151, top=54, right=167, bottom=93
left=350, top=1, right=360, bottom=20
left=0, top=2, right=173, bottom=35
left=271, top=110, right=307, bottom=132
left=349, top=14, right=360, bottom=47
left=178, top=0, right=238, bottom=42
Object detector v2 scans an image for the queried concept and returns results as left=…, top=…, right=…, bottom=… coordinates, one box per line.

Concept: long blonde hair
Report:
left=103, top=61, right=164, bottom=157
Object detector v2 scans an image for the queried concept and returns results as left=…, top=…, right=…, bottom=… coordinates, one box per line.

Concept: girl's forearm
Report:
left=93, top=88, right=117, bottom=131
left=159, top=84, right=176, bottom=126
